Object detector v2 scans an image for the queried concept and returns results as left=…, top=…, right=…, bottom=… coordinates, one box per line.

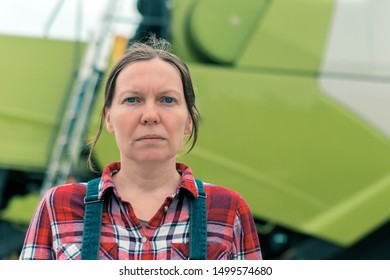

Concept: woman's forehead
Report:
left=117, top=59, right=182, bottom=84
left=114, top=58, right=184, bottom=95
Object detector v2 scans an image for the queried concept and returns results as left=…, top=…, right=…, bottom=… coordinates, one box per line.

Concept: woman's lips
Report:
left=136, top=134, right=165, bottom=142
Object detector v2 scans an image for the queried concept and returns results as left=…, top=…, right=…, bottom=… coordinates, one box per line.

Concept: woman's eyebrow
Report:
left=117, top=90, right=142, bottom=98
left=157, top=89, right=182, bottom=96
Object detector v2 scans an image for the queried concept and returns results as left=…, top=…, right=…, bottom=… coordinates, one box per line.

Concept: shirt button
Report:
left=141, top=236, right=148, bottom=243
left=164, top=206, right=168, bottom=212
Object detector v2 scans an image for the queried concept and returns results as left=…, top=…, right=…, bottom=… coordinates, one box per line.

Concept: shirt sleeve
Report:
left=19, top=189, right=56, bottom=260
left=232, top=196, right=262, bottom=260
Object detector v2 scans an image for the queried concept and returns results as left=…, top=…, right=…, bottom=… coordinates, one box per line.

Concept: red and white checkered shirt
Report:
left=20, top=162, right=262, bottom=260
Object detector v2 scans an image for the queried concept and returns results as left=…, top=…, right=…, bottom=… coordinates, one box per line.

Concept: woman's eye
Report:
left=163, top=97, right=175, bottom=104
left=126, top=97, right=137, bottom=103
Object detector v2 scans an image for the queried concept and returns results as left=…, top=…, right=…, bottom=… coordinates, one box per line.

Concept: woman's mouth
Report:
left=136, top=134, right=165, bottom=142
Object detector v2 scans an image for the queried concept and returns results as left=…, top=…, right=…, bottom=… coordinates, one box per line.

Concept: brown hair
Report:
left=87, top=37, right=200, bottom=170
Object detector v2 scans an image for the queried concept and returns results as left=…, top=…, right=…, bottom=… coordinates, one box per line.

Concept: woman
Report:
left=20, top=37, right=262, bottom=260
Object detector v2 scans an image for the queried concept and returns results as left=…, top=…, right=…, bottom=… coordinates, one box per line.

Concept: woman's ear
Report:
left=105, top=108, right=114, bottom=134
left=184, top=114, right=193, bottom=136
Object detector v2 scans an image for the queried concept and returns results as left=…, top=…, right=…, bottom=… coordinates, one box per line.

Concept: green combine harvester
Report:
left=0, top=0, right=389, bottom=259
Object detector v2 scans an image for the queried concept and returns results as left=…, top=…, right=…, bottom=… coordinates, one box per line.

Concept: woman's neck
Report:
left=112, top=159, right=182, bottom=221
left=114, top=158, right=181, bottom=194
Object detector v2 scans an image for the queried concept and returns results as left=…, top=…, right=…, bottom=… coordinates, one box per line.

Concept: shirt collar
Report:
left=99, top=162, right=200, bottom=199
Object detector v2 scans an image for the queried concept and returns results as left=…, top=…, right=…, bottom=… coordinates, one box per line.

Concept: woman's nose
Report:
left=140, top=102, right=160, bottom=124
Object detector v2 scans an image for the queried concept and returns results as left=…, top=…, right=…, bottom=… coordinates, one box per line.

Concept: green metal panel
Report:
left=237, top=0, right=335, bottom=71
left=170, top=0, right=203, bottom=62
left=0, top=35, right=85, bottom=171
left=171, top=0, right=335, bottom=70
left=182, top=64, right=390, bottom=246
left=189, top=0, right=269, bottom=64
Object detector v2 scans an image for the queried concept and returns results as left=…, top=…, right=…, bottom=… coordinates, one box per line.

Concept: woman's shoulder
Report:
left=203, top=182, right=241, bottom=197
left=202, top=182, right=244, bottom=209
left=30, top=183, right=89, bottom=225
left=40, top=182, right=87, bottom=209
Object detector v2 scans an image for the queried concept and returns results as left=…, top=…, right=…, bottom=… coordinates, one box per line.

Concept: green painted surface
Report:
left=180, top=64, right=390, bottom=245
left=189, top=0, right=269, bottom=63
left=237, top=0, right=335, bottom=71
left=0, top=193, right=40, bottom=224
left=170, top=0, right=203, bottom=62
left=171, top=0, right=335, bottom=71
left=0, top=35, right=85, bottom=171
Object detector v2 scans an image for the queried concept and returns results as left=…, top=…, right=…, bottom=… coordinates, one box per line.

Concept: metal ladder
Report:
left=40, top=0, right=121, bottom=197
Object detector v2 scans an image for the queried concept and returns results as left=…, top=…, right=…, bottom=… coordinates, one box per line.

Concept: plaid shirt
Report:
left=20, top=162, right=262, bottom=260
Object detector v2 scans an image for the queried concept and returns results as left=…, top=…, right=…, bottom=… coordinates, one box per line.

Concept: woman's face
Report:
left=105, top=58, right=192, bottom=164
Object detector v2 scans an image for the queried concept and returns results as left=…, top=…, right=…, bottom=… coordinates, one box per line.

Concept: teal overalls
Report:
left=81, top=178, right=207, bottom=260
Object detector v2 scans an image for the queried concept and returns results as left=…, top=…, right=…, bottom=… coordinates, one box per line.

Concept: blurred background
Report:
left=0, top=0, right=389, bottom=259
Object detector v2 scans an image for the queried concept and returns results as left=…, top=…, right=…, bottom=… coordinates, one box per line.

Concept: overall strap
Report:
left=81, top=177, right=103, bottom=260
left=80, top=177, right=208, bottom=260
left=189, top=178, right=208, bottom=260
